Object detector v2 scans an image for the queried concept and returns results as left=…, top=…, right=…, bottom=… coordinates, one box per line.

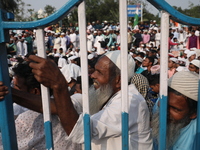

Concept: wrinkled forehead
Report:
left=95, top=55, right=114, bottom=69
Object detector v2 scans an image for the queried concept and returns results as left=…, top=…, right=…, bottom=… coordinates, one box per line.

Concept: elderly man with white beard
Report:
left=1, top=51, right=153, bottom=149
left=152, top=71, right=198, bottom=150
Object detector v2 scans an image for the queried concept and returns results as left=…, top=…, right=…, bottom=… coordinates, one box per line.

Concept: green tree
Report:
left=44, top=5, right=56, bottom=16
left=0, top=0, right=17, bottom=12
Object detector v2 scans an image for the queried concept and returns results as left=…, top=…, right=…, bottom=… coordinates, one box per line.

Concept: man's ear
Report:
left=115, top=75, right=121, bottom=89
left=190, top=112, right=197, bottom=120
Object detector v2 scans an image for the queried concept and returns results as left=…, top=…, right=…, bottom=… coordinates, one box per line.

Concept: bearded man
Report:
left=152, top=71, right=198, bottom=150
left=0, top=51, right=152, bottom=149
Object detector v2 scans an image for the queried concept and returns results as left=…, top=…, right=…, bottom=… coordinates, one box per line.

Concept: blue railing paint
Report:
left=44, top=121, right=54, bottom=150
left=0, top=43, right=18, bottom=150
left=196, top=80, right=200, bottom=149
left=83, top=114, right=91, bottom=150
left=159, top=95, right=168, bottom=150
left=122, top=112, right=129, bottom=150
left=147, top=0, right=200, bottom=26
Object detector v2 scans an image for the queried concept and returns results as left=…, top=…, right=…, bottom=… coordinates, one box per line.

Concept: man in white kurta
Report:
left=94, top=31, right=105, bottom=55
left=60, top=33, right=67, bottom=53
left=69, top=30, right=77, bottom=48
left=67, top=84, right=152, bottom=150
left=53, top=34, right=61, bottom=51
left=87, top=31, right=94, bottom=52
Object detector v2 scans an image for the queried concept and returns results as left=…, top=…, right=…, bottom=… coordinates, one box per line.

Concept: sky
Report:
left=25, top=0, right=200, bottom=15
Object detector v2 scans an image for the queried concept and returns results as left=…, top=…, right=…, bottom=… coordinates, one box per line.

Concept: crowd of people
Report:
left=0, top=20, right=200, bottom=149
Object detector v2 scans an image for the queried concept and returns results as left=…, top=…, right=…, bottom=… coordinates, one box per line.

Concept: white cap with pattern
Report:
left=168, top=71, right=199, bottom=101
left=104, top=50, right=135, bottom=81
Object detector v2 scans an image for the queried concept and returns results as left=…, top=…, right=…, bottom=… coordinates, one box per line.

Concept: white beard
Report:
left=151, top=111, right=189, bottom=148
left=88, top=83, right=113, bottom=115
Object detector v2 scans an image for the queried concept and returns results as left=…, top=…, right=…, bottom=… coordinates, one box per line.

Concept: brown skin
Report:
left=168, top=60, right=175, bottom=70
left=189, top=64, right=199, bottom=74
left=168, top=92, right=197, bottom=126
left=150, top=84, right=159, bottom=94
left=142, top=58, right=152, bottom=72
left=0, top=81, right=8, bottom=100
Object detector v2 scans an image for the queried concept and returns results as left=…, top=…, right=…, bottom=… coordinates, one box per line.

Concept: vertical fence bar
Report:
left=196, top=69, right=200, bottom=149
left=0, top=43, right=18, bottom=150
left=120, top=0, right=129, bottom=150
left=78, top=1, right=91, bottom=150
left=0, top=9, right=18, bottom=150
left=159, top=11, right=169, bottom=150
left=36, top=29, right=54, bottom=150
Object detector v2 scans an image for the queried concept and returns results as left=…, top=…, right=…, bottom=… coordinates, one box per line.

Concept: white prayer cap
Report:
left=55, top=33, right=59, bottom=35
left=153, top=20, right=156, bottom=22
left=93, top=31, right=97, bottom=34
left=134, top=56, right=143, bottom=63
left=170, top=57, right=178, bottom=63
left=176, top=66, right=189, bottom=72
left=168, top=71, right=199, bottom=101
left=104, top=20, right=108, bottom=23
left=54, top=53, right=60, bottom=57
left=190, top=60, right=200, bottom=68
left=184, top=49, right=190, bottom=54
left=129, top=52, right=133, bottom=56
left=146, top=44, right=151, bottom=47
left=153, top=27, right=158, bottom=31
left=61, top=33, right=65, bottom=35
left=104, top=50, right=135, bottom=81
left=68, top=56, right=78, bottom=61
left=190, top=47, right=197, bottom=51
left=187, top=51, right=196, bottom=58
left=151, top=65, right=160, bottom=75
left=88, top=53, right=94, bottom=60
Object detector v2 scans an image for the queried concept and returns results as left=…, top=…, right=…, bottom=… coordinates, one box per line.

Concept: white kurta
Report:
left=155, top=32, right=161, bottom=47
left=87, top=34, right=94, bottom=52
left=53, top=37, right=61, bottom=50
left=61, top=37, right=67, bottom=52
left=67, top=84, right=153, bottom=150
left=16, top=41, right=27, bottom=56
left=69, top=33, right=77, bottom=48
left=94, top=35, right=105, bottom=55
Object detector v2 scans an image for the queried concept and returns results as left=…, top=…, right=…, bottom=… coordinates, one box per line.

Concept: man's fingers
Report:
left=28, top=55, right=45, bottom=63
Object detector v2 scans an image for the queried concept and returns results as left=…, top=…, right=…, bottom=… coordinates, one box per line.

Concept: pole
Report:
left=36, top=28, right=54, bottom=150
left=78, top=1, right=91, bottom=150
left=120, top=0, right=129, bottom=150
left=159, top=11, right=169, bottom=150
